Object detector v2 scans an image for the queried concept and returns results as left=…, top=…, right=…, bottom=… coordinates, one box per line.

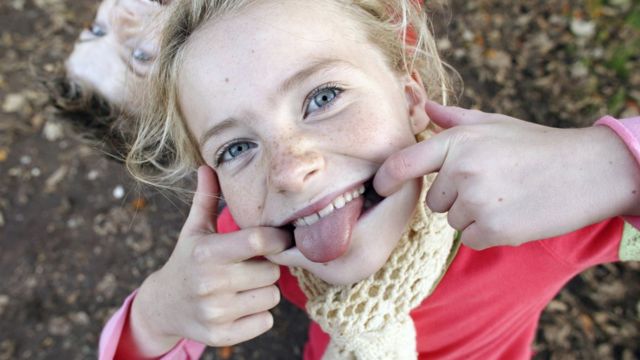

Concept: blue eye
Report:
left=217, top=141, right=257, bottom=165
left=305, top=86, right=341, bottom=116
left=88, top=23, right=106, bottom=37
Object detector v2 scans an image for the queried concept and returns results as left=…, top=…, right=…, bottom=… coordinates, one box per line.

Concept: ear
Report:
left=403, top=71, right=430, bottom=135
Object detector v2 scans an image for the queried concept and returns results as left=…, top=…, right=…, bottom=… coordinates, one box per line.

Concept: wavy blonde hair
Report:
left=126, top=0, right=454, bottom=191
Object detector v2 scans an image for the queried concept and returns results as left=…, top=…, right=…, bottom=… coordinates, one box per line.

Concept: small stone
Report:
left=66, top=216, right=84, bottom=229
left=31, top=167, right=41, bottom=177
left=10, top=0, right=25, bottom=10
left=125, top=235, right=153, bottom=254
left=437, top=38, right=452, bottom=51
left=25, top=276, right=37, bottom=288
left=41, top=337, right=54, bottom=348
left=96, top=273, right=117, bottom=298
left=570, top=19, right=596, bottom=38
left=571, top=62, right=589, bottom=78
left=48, top=316, right=71, bottom=336
left=87, top=170, right=99, bottom=181
left=547, top=300, right=568, bottom=312
left=2, top=93, right=27, bottom=113
left=42, top=120, right=65, bottom=141
left=44, top=166, right=68, bottom=193
left=112, top=185, right=125, bottom=199
left=19, top=155, right=31, bottom=165
left=69, top=311, right=90, bottom=326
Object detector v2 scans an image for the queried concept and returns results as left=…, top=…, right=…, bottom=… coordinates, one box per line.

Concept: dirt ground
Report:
left=1, top=0, right=639, bottom=359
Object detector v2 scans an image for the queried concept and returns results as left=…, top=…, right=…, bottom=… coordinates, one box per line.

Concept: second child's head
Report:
left=129, top=0, right=451, bottom=285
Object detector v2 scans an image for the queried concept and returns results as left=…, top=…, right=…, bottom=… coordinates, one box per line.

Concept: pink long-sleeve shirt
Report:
left=99, top=116, right=640, bottom=359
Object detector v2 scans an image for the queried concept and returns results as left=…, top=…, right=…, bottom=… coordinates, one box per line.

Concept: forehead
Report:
left=178, top=1, right=371, bottom=95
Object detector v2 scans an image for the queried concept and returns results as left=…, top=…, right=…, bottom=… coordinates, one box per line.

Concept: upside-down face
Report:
left=66, top=0, right=165, bottom=110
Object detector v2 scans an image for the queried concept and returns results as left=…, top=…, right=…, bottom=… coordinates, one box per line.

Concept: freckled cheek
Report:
left=336, top=106, right=416, bottom=161
left=218, top=177, right=263, bottom=228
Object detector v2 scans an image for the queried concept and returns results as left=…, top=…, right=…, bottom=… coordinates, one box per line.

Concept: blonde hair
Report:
left=126, top=0, right=454, bottom=191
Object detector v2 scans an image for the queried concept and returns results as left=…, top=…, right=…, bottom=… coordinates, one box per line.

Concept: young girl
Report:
left=100, top=0, right=640, bottom=358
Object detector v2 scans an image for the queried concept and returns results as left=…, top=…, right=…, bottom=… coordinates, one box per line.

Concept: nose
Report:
left=111, top=5, right=139, bottom=44
left=268, top=143, right=324, bottom=194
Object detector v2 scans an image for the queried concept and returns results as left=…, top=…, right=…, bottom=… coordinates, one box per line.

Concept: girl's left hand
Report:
left=374, top=101, right=640, bottom=250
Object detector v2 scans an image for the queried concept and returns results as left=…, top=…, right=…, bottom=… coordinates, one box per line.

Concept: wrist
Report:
left=587, top=123, right=640, bottom=216
left=127, top=271, right=183, bottom=357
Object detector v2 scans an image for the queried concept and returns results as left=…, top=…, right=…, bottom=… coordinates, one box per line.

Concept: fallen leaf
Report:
left=131, top=198, right=147, bottom=210
left=217, top=346, right=234, bottom=359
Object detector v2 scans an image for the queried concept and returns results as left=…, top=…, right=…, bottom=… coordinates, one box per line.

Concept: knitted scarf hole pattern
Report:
left=290, top=135, right=457, bottom=359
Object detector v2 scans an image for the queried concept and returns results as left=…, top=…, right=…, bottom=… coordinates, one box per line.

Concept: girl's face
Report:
left=66, top=0, right=164, bottom=109
left=179, top=0, right=430, bottom=285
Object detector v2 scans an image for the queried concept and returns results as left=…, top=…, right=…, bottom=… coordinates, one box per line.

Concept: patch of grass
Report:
left=607, top=88, right=627, bottom=115
left=625, top=7, right=640, bottom=30
left=606, top=45, right=633, bottom=79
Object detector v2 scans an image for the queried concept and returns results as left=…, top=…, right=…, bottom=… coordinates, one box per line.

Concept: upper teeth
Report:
left=293, top=185, right=365, bottom=227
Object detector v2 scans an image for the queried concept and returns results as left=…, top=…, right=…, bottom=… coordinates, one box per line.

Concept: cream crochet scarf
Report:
left=289, top=136, right=458, bottom=359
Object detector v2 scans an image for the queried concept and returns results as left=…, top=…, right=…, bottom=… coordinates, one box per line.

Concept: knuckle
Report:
left=195, top=282, right=213, bottom=296
left=263, top=312, right=274, bottom=330
left=267, top=264, right=281, bottom=283
left=269, top=285, right=281, bottom=305
left=191, top=242, right=212, bottom=263
left=247, top=231, right=267, bottom=254
left=203, top=306, right=228, bottom=324
left=387, top=152, right=410, bottom=181
left=454, top=159, right=481, bottom=178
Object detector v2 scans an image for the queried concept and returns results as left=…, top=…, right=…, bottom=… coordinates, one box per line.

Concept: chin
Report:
left=308, top=179, right=421, bottom=286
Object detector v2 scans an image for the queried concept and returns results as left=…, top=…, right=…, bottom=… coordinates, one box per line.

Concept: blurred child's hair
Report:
left=127, top=0, right=455, bottom=192
left=46, top=74, right=130, bottom=162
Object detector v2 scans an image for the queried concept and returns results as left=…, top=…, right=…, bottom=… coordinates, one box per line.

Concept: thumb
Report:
left=183, top=165, right=221, bottom=235
left=373, top=131, right=450, bottom=196
left=425, top=100, right=493, bottom=129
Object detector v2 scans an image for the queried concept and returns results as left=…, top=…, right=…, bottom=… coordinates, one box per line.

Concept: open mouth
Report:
left=289, top=179, right=383, bottom=228
left=282, top=178, right=385, bottom=263
left=362, top=179, right=385, bottom=215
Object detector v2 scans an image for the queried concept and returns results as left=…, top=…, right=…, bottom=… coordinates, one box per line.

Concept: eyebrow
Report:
left=199, top=118, right=238, bottom=147
left=199, top=58, right=353, bottom=147
left=278, top=58, right=352, bottom=95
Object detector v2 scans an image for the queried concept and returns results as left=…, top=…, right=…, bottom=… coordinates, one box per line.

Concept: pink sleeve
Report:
left=98, top=290, right=206, bottom=360
left=595, top=115, right=640, bottom=230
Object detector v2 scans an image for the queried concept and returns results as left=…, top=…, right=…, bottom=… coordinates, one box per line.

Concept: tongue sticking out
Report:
left=294, top=196, right=364, bottom=263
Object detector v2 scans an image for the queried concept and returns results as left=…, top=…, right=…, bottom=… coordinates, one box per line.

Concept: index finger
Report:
left=373, top=131, right=450, bottom=196
left=183, top=165, right=221, bottom=236
left=425, top=100, right=493, bottom=129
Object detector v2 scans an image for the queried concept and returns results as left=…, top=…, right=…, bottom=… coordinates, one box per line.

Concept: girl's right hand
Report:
left=126, top=166, right=292, bottom=357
